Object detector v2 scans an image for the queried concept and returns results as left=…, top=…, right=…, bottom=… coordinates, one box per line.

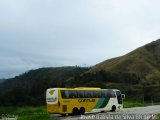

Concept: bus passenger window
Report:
left=111, top=91, right=116, bottom=98
left=77, top=91, right=84, bottom=98
left=68, top=91, right=77, bottom=98
left=61, top=90, right=65, bottom=98
left=84, top=91, right=93, bottom=98
left=106, top=90, right=112, bottom=98
left=93, top=91, right=101, bottom=98
left=107, top=90, right=116, bottom=98
left=101, top=91, right=107, bottom=98
left=61, top=90, right=69, bottom=98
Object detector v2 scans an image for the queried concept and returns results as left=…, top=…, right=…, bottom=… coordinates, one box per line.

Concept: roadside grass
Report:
left=0, top=106, right=57, bottom=120
left=123, top=101, right=147, bottom=108
left=157, top=114, right=160, bottom=120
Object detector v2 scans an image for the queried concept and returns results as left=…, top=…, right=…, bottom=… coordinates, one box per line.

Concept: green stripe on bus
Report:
left=93, top=98, right=104, bottom=109
left=94, top=98, right=109, bottom=109
left=99, top=98, right=109, bottom=108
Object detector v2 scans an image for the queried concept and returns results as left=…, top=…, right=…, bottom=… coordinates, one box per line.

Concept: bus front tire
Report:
left=100, top=110, right=105, bottom=113
left=72, top=107, right=79, bottom=115
left=111, top=105, right=116, bottom=112
left=80, top=107, right=85, bottom=115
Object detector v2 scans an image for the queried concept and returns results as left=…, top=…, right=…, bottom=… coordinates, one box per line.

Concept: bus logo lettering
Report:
left=47, top=98, right=57, bottom=102
left=78, top=99, right=95, bottom=103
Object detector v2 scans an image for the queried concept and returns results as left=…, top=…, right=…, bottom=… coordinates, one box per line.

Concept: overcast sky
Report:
left=0, top=0, right=160, bottom=78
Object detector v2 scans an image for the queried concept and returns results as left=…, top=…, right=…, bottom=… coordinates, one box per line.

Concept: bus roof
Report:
left=47, top=87, right=101, bottom=90
left=46, top=88, right=121, bottom=91
left=102, top=89, right=120, bottom=91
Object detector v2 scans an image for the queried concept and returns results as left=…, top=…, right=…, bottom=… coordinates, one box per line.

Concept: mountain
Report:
left=90, top=39, right=160, bottom=82
left=0, top=39, right=160, bottom=106
left=63, top=39, right=160, bottom=103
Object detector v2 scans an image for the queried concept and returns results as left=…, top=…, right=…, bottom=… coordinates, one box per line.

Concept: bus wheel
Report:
left=61, top=114, right=66, bottom=116
left=100, top=110, right=105, bottom=113
left=80, top=107, right=85, bottom=115
left=72, top=107, right=79, bottom=115
left=111, top=105, right=116, bottom=112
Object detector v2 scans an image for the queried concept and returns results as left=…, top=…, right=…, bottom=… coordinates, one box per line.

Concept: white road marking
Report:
left=51, top=105, right=160, bottom=120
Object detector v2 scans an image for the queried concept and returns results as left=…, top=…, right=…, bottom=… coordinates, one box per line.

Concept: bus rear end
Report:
left=46, top=88, right=59, bottom=114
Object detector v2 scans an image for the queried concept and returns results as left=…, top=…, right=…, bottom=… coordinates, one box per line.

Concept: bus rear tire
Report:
left=80, top=107, right=85, bottom=115
left=111, top=105, right=116, bottom=112
left=61, top=114, right=66, bottom=116
left=72, top=107, right=79, bottom=115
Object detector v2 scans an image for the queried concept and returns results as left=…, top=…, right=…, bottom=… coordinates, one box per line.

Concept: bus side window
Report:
left=93, top=91, right=101, bottom=98
left=77, top=91, right=84, bottom=98
left=61, top=90, right=69, bottom=98
left=111, top=91, right=116, bottom=98
left=106, top=90, right=112, bottom=98
left=61, top=90, right=65, bottom=98
left=84, top=91, right=93, bottom=98
left=107, top=90, right=116, bottom=98
left=101, top=91, right=107, bottom=98
left=68, top=91, right=77, bottom=98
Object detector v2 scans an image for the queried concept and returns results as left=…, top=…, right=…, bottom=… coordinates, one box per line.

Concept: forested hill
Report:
left=0, top=67, right=90, bottom=106
left=0, top=67, right=89, bottom=91
left=0, top=79, right=6, bottom=83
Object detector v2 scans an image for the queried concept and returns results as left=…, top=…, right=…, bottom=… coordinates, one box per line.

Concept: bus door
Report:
left=115, top=91, right=122, bottom=104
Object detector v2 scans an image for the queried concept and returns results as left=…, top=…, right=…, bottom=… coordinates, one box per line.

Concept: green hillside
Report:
left=90, top=39, right=160, bottom=82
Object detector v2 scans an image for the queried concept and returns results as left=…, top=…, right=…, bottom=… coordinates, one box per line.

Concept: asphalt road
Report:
left=51, top=105, right=160, bottom=120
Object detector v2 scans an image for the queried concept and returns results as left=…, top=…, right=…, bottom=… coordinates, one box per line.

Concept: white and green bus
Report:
left=46, top=87, right=125, bottom=116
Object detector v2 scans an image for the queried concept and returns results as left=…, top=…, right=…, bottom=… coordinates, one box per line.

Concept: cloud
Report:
left=0, top=0, right=160, bottom=78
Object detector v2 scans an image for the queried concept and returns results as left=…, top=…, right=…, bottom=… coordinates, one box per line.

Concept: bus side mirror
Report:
left=121, top=94, right=125, bottom=99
